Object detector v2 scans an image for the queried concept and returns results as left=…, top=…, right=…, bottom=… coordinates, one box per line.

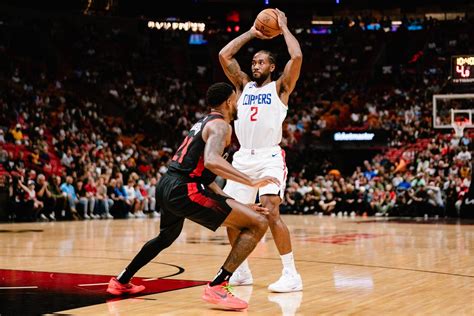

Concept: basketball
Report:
left=255, top=8, right=281, bottom=37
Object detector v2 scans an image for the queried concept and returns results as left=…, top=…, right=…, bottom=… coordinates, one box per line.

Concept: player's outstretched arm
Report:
left=203, top=119, right=279, bottom=188
left=207, top=182, right=270, bottom=215
left=275, top=8, right=303, bottom=104
left=208, top=181, right=231, bottom=197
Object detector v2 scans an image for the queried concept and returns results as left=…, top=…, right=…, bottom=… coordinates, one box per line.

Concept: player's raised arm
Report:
left=218, top=29, right=256, bottom=92
left=275, top=8, right=303, bottom=104
left=203, top=119, right=279, bottom=188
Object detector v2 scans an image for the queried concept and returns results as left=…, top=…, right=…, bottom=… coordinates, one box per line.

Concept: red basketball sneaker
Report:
left=202, top=281, right=248, bottom=310
left=106, top=277, right=145, bottom=295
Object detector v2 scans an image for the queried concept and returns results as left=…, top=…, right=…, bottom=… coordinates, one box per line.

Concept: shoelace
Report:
left=222, top=283, right=235, bottom=296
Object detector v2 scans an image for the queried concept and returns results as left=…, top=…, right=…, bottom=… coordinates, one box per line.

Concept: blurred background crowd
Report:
left=0, top=1, right=472, bottom=222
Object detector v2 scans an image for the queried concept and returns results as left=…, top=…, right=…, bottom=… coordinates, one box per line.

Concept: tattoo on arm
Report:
left=205, top=121, right=229, bottom=158
left=226, top=60, right=248, bottom=90
left=227, top=60, right=241, bottom=78
left=228, top=32, right=253, bottom=55
left=220, top=32, right=254, bottom=89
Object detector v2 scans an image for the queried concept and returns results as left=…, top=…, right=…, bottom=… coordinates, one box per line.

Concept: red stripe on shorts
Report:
left=187, top=182, right=220, bottom=210
left=281, top=149, right=287, bottom=184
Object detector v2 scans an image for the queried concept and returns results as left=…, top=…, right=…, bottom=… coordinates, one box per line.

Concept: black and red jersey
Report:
left=167, top=112, right=228, bottom=185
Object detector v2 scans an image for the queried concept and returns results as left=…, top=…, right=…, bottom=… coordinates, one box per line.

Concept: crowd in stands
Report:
left=0, top=13, right=471, bottom=222
left=282, top=135, right=471, bottom=217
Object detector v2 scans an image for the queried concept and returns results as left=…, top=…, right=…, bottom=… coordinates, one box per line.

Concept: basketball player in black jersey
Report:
left=106, top=82, right=279, bottom=311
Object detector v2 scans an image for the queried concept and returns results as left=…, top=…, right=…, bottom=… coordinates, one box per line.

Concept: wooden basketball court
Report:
left=1, top=215, right=473, bottom=315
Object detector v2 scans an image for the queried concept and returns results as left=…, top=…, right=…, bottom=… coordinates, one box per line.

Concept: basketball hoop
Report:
left=452, top=120, right=467, bottom=138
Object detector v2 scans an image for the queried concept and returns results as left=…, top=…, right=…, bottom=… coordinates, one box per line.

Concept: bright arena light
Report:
left=148, top=21, right=205, bottom=32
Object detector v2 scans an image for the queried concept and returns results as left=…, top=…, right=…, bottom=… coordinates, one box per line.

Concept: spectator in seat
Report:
left=26, top=180, right=44, bottom=220
left=341, top=183, right=357, bottom=215
left=0, top=147, right=8, bottom=165
left=111, top=178, right=132, bottom=218
left=50, top=175, right=67, bottom=220
left=35, top=174, right=55, bottom=221
left=84, top=177, right=99, bottom=219
left=61, top=149, right=74, bottom=169
left=9, top=175, right=35, bottom=221
left=137, top=179, right=152, bottom=216
left=124, top=178, right=139, bottom=218
left=9, top=124, right=23, bottom=145
left=146, top=177, right=159, bottom=217
left=319, top=191, right=337, bottom=215
left=76, top=180, right=93, bottom=219
left=60, top=176, right=81, bottom=220
left=456, top=146, right=471, bottom=162
left=133, top=181, right=146, bottom=218
left=426, top=181, right=444, bottom=216
left=96, top=176, right=113, bottom=219
left=29, top=148, right=42, bottom=167
left=281, top=186, right=297, bottom=215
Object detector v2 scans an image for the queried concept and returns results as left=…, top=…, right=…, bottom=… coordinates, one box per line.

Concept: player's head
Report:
left=206, top=82, right=237, bottom=119
left=251, top=50, right=276, bottom=84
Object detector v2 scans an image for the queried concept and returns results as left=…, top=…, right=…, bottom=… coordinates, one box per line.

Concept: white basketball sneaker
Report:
left=268, top=269, right=303, bottom=293
left=229, top=268, right=253, bottom=286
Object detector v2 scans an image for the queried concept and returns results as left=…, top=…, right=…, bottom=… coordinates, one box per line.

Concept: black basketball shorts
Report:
left=156, top=173, right=233, bottom=231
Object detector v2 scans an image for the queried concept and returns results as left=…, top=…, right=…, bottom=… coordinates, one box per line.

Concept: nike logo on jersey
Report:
left=465, top=199, right=474, bottom=205
left=271, top=153, right=278, bottom=157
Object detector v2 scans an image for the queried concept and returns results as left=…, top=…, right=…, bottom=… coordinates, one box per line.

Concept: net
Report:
left=452, top=120, right=467, bottom=138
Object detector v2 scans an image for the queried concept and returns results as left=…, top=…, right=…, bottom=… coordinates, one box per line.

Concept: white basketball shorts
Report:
left=223, top=146, right=287, bottom=203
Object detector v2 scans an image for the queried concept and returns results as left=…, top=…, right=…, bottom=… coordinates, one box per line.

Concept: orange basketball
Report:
left=255, top=8, right=280, bottom=37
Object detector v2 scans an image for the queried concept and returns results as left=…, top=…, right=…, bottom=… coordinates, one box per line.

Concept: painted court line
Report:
left=0, top=286, right=38, bottom=289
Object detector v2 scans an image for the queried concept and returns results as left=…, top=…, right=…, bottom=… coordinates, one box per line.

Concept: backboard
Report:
left=432, top=94, right=474, bottom=132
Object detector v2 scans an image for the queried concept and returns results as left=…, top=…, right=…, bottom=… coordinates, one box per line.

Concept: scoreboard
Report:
left=451, top=55, right=474, bottom=84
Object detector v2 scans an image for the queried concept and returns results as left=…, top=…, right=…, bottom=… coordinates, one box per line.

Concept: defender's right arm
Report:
left=203, top=119, right=279, bottom=188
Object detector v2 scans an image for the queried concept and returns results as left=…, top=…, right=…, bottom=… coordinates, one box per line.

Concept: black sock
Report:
left=116, top=268, right=134, bottom=284
left=115, top=232, right=178, bottom=285
left=209, top=267, right=232, bottom=286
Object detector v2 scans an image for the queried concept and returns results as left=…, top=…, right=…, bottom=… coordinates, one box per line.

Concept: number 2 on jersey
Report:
left=250, top=106, right=258, bottom=121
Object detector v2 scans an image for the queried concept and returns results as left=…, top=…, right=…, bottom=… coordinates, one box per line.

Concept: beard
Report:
left=252, top=73, right=269, bottom=86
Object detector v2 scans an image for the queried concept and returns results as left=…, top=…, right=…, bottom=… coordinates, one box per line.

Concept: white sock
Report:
left=281, top=252, right=297, bottom=274
left=238, top=259, right=250, bottom=272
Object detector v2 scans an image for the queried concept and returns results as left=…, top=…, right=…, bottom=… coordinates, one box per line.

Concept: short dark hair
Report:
left=206, top=82, right=234, bottom=107
left=255, top=50, right=276, bottom=65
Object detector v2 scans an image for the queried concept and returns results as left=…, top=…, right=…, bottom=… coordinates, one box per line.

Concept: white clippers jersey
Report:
left=234, top=81, right=288, bottom=149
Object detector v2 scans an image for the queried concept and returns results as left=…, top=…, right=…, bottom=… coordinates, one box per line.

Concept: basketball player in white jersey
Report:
left=219, top=8, right=303, bottom=293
